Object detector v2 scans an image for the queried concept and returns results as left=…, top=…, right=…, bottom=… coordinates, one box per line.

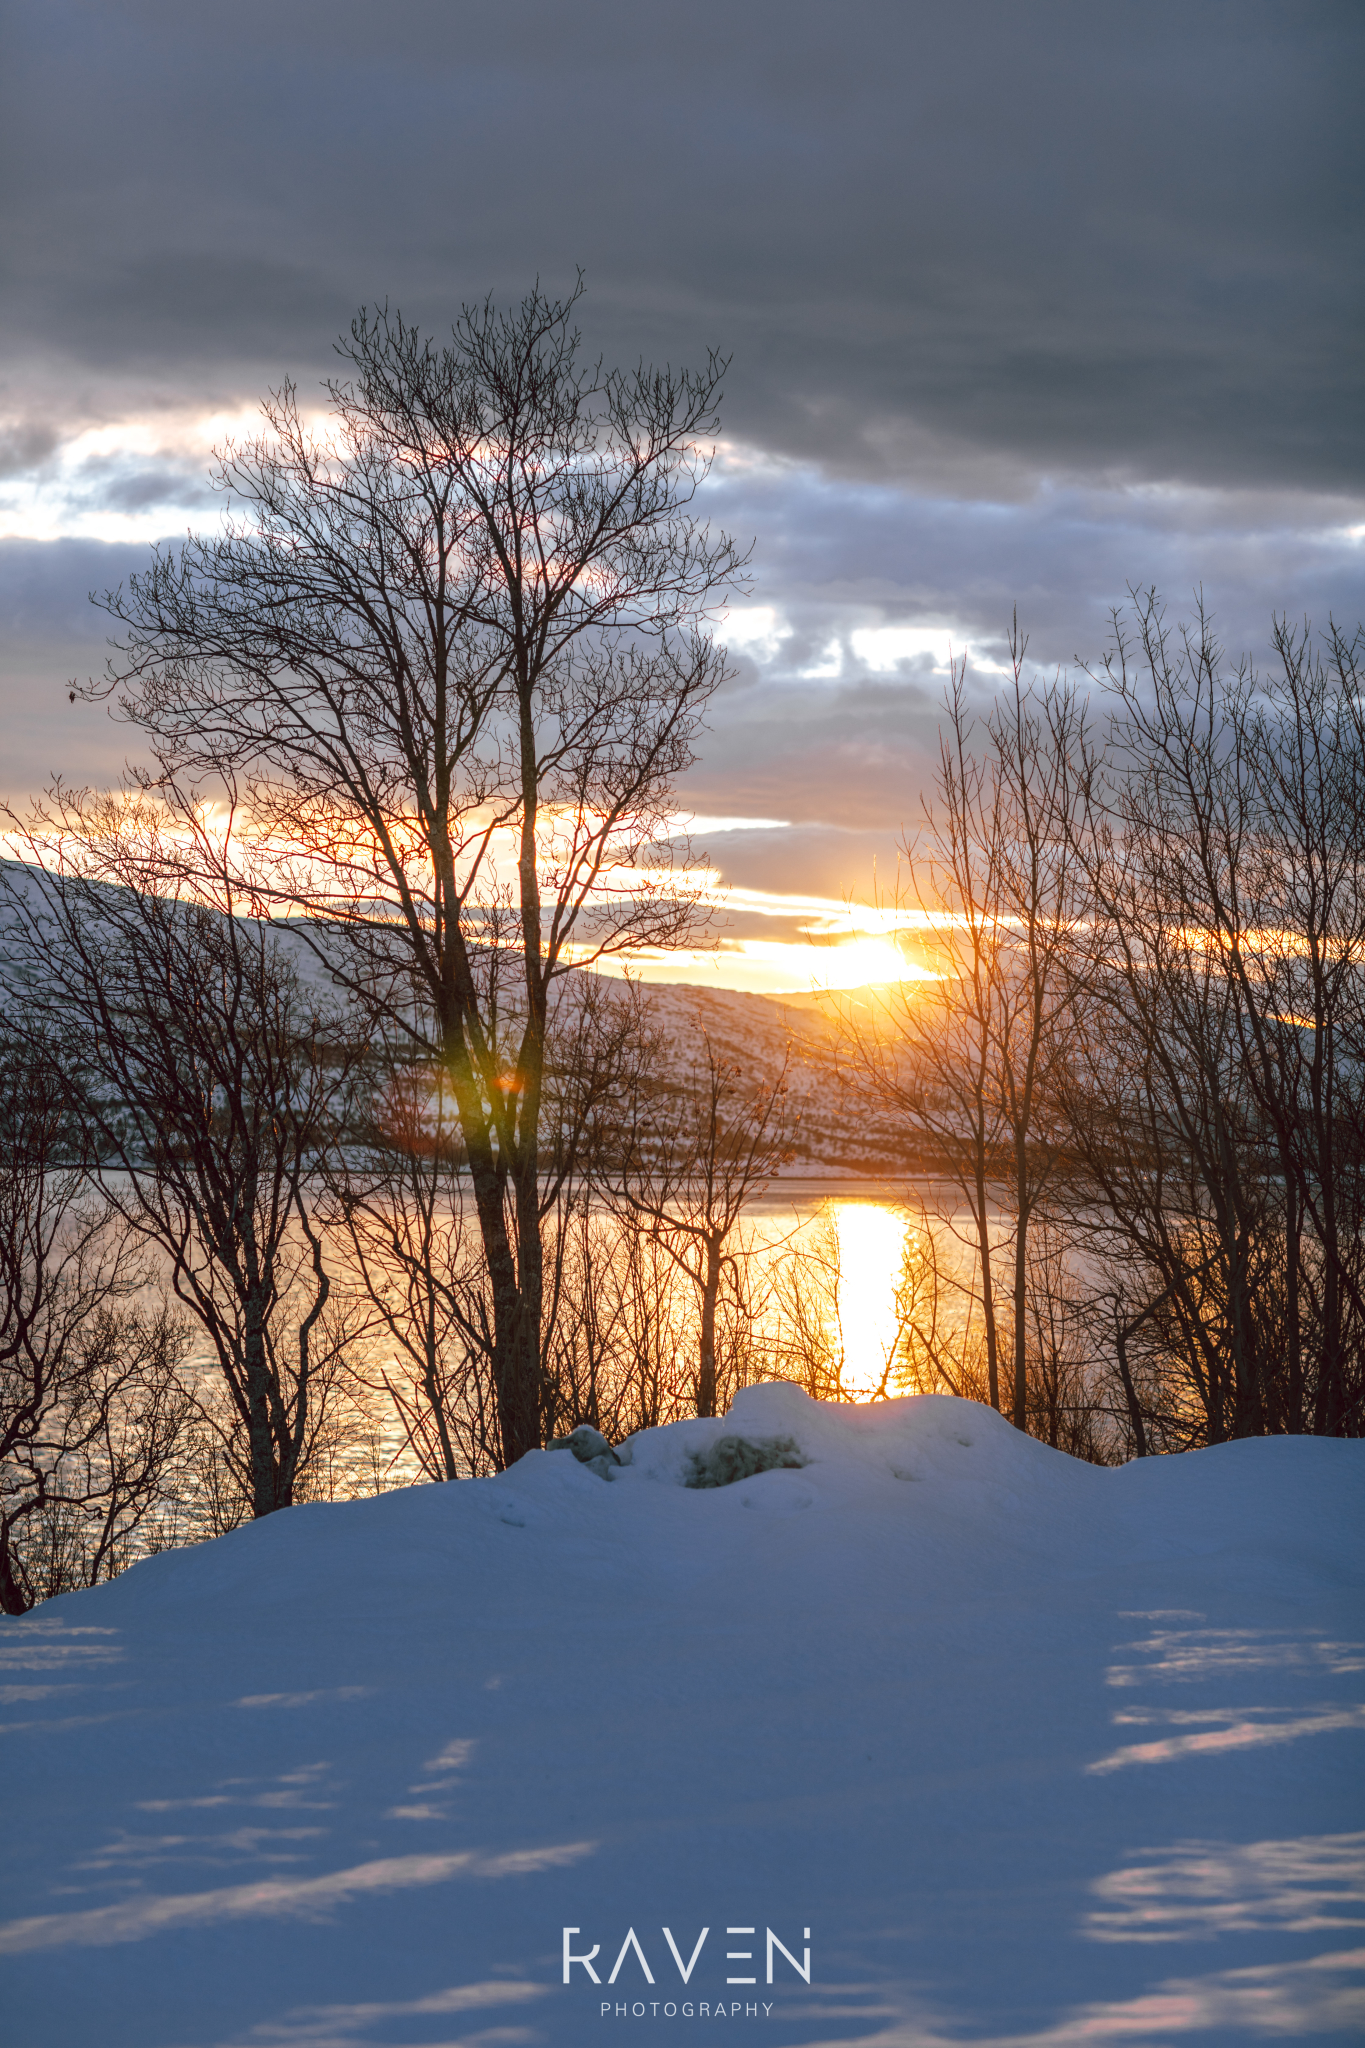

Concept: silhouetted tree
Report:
left=1064, top=592, right=1365, bottom=1442
left=605, top=1033, right=795, bottom=1417
left=1, top=794, right=358, bottom=1516
left=834, top=627, right=1090, bottom=1428
left=0, top=1027, right=190, bottom=1612
left=88, top=280, right=745, bottom=1468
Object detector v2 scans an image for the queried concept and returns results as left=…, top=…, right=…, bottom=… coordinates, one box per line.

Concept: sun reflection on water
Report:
left=828, top=1201, right=912, bottom=1397
left=744, top=1194, right=929, bottom=1403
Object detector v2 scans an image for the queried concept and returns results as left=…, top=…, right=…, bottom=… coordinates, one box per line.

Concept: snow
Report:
left=1, top=1386, right=1362, bottom=2047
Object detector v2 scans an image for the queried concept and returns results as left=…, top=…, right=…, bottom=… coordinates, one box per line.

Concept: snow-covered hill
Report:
left=631, top=981, right=920, bottom=1178
left=3, top=1387, right=1361, bottom=2047
left=0, top=851, right=921, bottom=1176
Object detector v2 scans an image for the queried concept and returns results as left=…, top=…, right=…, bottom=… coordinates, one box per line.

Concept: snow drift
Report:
left=2, top=1386, right=1361, bottom=2047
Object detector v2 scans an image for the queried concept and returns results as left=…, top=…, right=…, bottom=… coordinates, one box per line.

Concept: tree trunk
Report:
left=1283, top=1166, right=1303, bottom=1435
left=1315, top=1044, right=1344, bottom=1435
left=697, top=1236, right=721, bottom=1418
left=972, top=1158, right=1001, bottom=1413
left=1114, top=1320, right=1149, bottom=1457
left=0, top=1522, right=31, bottom=1615
left=480, top=1207, right=542, bottom=1468
left=1011, top=1179, right=1031, bottom=1432
left=243, top=1296, right=277, bottom=1517
left=450, top=1029, right=544, bottom=1468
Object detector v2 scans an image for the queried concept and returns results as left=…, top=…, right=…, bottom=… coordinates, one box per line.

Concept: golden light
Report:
left=829, top=1200, right=910, bottom=1398
left=809, top=937, right=937, bottom=991
left=5, top=788, right=968, bottom=1000
left=589, top=936, right=943, bottom=997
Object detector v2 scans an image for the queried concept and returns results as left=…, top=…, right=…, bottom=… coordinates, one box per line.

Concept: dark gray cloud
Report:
left=0, top=421, right=58, bottom=478
left=66, top=455, right=218, bottom=516
left=2, top=0, right=1360, bottom=492
left=4, top=0, right=1362, bottom=930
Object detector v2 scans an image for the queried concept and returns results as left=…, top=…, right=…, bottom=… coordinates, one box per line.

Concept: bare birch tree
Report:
left=85, top=281, right=745, bottom=1468
left=1, top=793, right=358, bottom=1516
left=835, top=625, right=1089, bottom=1428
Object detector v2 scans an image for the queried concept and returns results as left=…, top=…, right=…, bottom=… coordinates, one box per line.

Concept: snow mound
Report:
left=2, top=1387, right=1362, bottom=2048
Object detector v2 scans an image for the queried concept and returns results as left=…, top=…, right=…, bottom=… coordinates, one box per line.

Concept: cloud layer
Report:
left=3, top=1, right=1362, bottom=979
left=4, top=1, right=1361, bottom=486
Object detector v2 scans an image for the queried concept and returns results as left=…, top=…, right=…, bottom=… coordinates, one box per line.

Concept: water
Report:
left=733, top=1178, right=985, bottom=1401
left=118, top=1174, right=983, bottom=1505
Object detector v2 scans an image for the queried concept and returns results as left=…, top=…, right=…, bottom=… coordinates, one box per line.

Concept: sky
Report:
left=2, top=0, right=1362, bottom=992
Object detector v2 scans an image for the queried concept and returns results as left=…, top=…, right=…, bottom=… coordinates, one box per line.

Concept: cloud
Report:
left=2, top=1, right=1360, bottom=494
left=1085, top=1831, right=1365, bottom=1943
left=4, top=5, right=1362, bottom=942
left=0, top=421, right=58, bottom=478
left=67, top=454, right=217, bottom=516
left=223, top=1979, right=547, bottom=2047
left=1087, top=1703, right=1365, bottom=1776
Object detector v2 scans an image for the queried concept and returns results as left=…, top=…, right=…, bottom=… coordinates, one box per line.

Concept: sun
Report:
left=808, top=937, right=935, bottom=992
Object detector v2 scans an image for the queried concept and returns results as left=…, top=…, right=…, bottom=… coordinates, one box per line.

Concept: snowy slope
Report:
left=2, top=1387, right=1362, bottom=2048
left=632, top=981, right=933, bottom=1178
left=0, top=854, right=906, bottom=1177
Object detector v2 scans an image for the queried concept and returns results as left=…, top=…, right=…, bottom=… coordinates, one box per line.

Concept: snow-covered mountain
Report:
left=1, top=855, right=919, bottom=1176
left=628, top=980, right=929, bottom=1178
left=3, top=1385, right=1361, bottom=2046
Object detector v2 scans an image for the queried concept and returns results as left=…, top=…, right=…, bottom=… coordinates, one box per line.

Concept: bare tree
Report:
left=605, top=1033, right=795, bottom=1416
left=1063, top=592, right=1365, bottom=1443
left=761, top=1197, right=977, bottom=1405
left=539, top=1207, right=701, bottom=1439
left=87, top=282, right=746, bottom=1468
left=332, top=968, right=647, bottom=1476
left=889, top=1199, right=974, bottom=1401
left=332, top=1051, right=494, bottom=1483
left=0, top=1027, right=191, bottom=1613
left=763, top=1207, right=852, bottom=1403
left=1055, top=928, right=1272, bottom=1447
left=835, top=626, right=1089, bottom=1429
left=1232, top=614, right=1365, bottom=1433
left=1, top=794, right=359, bottom=1517
left=1013, top=1210, right=1116, bottom=1461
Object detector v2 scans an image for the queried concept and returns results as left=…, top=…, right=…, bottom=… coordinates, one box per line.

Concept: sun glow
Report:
left=3, top=791, right=961, bottom=998
left=589, top=937, right=938, bottom=996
